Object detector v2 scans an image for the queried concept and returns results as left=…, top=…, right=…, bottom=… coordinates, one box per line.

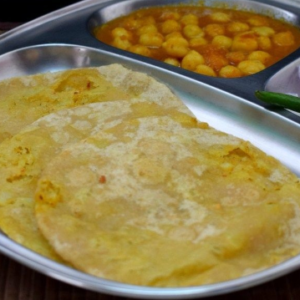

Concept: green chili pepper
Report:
left=255, top=90, right=300, bottom=113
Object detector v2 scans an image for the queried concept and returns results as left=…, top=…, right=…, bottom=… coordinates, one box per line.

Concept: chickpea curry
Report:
left=94, top=5, right=300, bottom=78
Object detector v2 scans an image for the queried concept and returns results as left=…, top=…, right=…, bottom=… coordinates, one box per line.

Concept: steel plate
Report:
left=0, top=0, right=300, bottom=298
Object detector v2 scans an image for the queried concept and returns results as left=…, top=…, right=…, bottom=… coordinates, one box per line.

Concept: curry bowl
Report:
left=88, top=0, right=300, bottom=80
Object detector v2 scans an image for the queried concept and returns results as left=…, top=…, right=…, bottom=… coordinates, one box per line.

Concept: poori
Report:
left=35, top=115, right=300, bottom=286
left=0, top=63, right=188, bottom=143
left=0, top=64, right=193, bottom=260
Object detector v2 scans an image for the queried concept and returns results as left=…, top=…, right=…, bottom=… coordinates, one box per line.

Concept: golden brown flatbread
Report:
left=0, top=64, right=195, bottom=261
left=0, top=101, right=134, bottom=261
left=0, top=63, right=188, bottom=142
left=35, top=115, right=300, bottom=286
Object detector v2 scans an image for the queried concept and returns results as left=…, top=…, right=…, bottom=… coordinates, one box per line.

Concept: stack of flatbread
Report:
left=0, top=64, right=300, bottom=287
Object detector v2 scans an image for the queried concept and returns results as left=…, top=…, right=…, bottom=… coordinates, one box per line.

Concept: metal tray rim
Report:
left=1, top=0, right=300, bottom=297
left=1, top=232, right=300, bottom=299
left=0, top=42, right=300, bottom=298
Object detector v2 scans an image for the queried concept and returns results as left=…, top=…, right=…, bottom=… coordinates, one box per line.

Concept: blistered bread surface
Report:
left=35, top=115, right=300, bottom=286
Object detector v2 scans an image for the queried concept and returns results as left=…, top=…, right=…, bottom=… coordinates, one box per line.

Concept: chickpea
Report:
left=128, top=45, right=151, bottom=57
left=252, top=26, right=275, bottom=37
left=165, top=31, right=183, bottom=40
left=231, top=31, right=258, bottom=51
left=183, top=24, right=204, bottom=39
left=258, top=36, right=272, bottom=50
left=273, top=31, right=295, bottom=46
left=204, top=24, right=225, bottom=37
left=210, top=11, right=231, bottom=22
left=247, top=16, right=269, bottom=27
left=248, top=50, right=271, bottom=64
left=161, top=19, right=182, bottom=34
left=212, top=35, right=232, bottom=49
left=226, top=51, right=247, bottom=64
left=180, top=14, right=198, bottom=26
left=139, top=32, right=164, bottom=47
left=137, top=24, right=158, bottom=36
left=160, top=11, right=181, bottom=21
left=227, top=22, right=250, bottom=33
left=219, top=65, right=242, bottom=78
left=162, top=36, right=190, bottom=57
left=141, top=16, right=156, bottom=26
left=195, top=65, right=217, bottom=77
left=238, top=60, right=265, bottom=75
left=206, top=50, right=228, bottom=71
left=164, top=57, right=181, bottom=67
left=112, top=36, right=132, bottom=50
left=123, top=17, right=142, bottom=30
left=111, top=27, right=133, bottom=40
left=181, top=50, right=205, bottom=71
left=189, top=36, right=208, bottom=48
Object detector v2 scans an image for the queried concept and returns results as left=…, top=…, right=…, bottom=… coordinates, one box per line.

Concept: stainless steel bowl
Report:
left=88, top=0, right=300, bottom=29
left=86, top=0, right=300, bottom=106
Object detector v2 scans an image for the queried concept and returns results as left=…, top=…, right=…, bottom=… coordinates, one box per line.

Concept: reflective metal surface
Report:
left=0, top=0, right=300, bottom=298
left=88, top=0, right=300, bottom=30
left=0, top=43, right=110, bottom=80
left=0, top=44, right=300, bottom=299
left=266, top=57, right=300, bottom=96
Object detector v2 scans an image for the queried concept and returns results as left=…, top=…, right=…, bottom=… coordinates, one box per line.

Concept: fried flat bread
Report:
left=0, top=64, right=194, bottom=260
left=0, top=63, right=187, bottom=142
left=35, top=115, right=300, bottom=286
left=0, top=102, right=195, bottom=261
left=0, top=101, right=130, bottom=261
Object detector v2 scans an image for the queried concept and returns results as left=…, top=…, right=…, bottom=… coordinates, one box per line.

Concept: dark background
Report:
left=0, top=0, right=82, bottom=22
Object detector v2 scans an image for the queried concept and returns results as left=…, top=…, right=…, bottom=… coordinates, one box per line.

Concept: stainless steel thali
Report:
left=1, top=0, right=300, bottom=298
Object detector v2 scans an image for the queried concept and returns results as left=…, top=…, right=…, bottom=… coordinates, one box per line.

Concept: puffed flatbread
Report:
left=35, top=115, right=300, bottom=286
left=0, top=64, right=194, bottom=261
left=0, top=101, right=130, bottom=261
left=0, top=63, right=188, bottom=143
